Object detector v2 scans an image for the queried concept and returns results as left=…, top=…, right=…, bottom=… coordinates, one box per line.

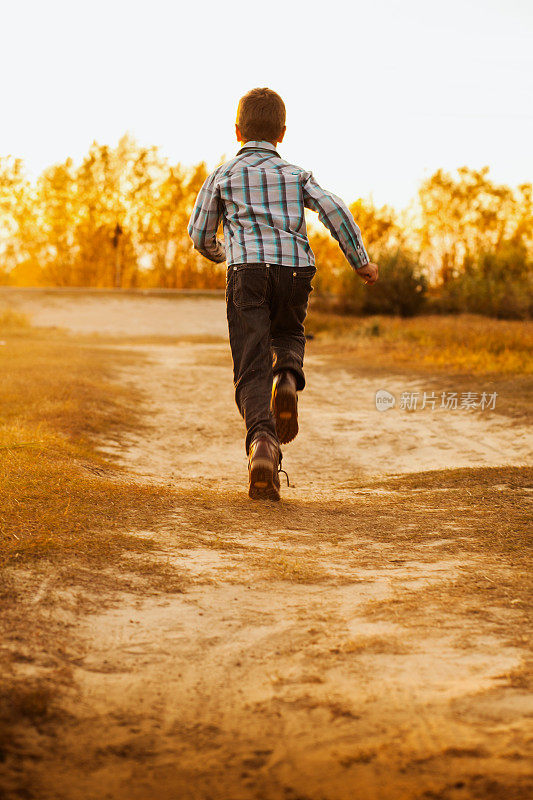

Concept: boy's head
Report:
left=236, top=88, right=286, bottom=146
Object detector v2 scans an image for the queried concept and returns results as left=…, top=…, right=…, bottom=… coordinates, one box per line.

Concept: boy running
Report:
left=188, top=87, right=378, bottom=501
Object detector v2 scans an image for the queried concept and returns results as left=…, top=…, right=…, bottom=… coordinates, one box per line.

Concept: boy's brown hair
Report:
left=237, top=88, right=286, bottom=143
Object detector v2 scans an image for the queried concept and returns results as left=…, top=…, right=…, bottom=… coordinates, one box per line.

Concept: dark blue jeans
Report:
left=226, top=262, right=316, bottom=453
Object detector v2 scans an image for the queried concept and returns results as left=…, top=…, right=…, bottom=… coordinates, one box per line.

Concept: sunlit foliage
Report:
left=417, top=168, right=532, bottom=317
left=0, top=142, right=531, bottom=316
left=0, top=136, right=213, bottom=289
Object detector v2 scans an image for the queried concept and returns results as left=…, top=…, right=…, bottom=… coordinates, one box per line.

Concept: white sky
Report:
left=1, top=0, right=532, bottom=208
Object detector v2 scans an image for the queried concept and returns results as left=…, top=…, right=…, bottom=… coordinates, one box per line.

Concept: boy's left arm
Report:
left=188, top=172, right=226, bottom=263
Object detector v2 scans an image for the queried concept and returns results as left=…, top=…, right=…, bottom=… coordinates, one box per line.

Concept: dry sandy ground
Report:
left=1, top=289, right=532, bottom=800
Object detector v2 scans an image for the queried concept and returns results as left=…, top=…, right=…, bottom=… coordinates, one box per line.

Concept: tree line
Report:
left=1, top=135, right=531, bottom=317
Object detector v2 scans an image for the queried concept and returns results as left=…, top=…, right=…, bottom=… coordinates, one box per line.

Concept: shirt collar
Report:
left=237, top=140, right=280, bottom=156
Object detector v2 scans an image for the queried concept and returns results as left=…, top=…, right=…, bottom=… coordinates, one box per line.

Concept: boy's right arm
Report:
left=302, top=172, right=378, bottom=284
left=187, top=172, right=226, bottom=263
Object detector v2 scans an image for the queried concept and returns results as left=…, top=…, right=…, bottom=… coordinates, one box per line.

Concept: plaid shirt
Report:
left=188, top=141, right=370, bottom=271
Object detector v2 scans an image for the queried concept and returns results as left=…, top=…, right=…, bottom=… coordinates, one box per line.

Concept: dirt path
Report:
left=2, top=291, right=532, bottom=800
left=100, top=341, right=532, bottom=490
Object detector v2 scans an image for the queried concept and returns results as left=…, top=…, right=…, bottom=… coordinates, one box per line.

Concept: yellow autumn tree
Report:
left=418, top=167, right=532, bottom=283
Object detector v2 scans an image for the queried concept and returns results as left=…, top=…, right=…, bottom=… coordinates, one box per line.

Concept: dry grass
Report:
left=1, top=306, right=531, bottom=800
left=0, top=315, right=178, bottom=566
left=0, top=315, right=187, bottom=762
left=259, top=548, right=328, bottom=583
left=307, top=311, right=533, bottom=375
left=1, top=444, right=178, bottom=565
left=0, top=308, right=32, bottom=330
left=1, top=310, right=530, bottom=577
left=339, top=635, right=411, bottom=655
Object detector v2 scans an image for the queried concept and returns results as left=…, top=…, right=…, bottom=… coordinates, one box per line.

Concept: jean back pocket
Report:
left=232, top=265, right=268, bottom=309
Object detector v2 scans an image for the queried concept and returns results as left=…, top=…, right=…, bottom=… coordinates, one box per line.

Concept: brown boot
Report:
left=271, top=371, right=298, bottom=444
left=248, top=435, right=281, bottom=501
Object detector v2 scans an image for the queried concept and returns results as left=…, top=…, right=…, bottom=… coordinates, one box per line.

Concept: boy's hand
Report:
left=358, top=262, right=379, bottom=285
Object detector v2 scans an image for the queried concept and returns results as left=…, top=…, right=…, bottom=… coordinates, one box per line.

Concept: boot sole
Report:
left=249, top=458, right=280, bottom=501
left=272, top=385, right=298, bottom=444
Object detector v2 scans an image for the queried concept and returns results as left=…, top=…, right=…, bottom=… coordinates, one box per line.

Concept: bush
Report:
left=312, top=249, right=427, bottom=317
left=436, top=275, right=532, bottom=319
left=435, top=244, right=533, bottom=319
left=361, top=250, right=427, bottom=317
